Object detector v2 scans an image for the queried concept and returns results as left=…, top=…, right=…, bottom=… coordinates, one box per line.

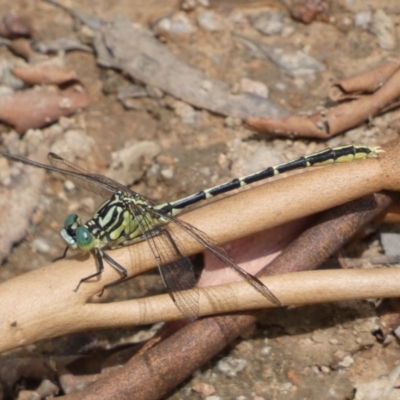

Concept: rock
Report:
left=381, top=231, right=400, bottom=256
left=107, top=140, right=161, bottom=185
left=152, top=12, right=197, bottom=36
left=197, top=10, right=227, bottom=32
left=216, top=357, right=247, bottom=377
left=369, top=9, right=396, bottom=50
left=354, top=10, right=372, bottom=29
left=250, top=10, right=286, bottom=36
left=240, top=77, right=268, bottom=98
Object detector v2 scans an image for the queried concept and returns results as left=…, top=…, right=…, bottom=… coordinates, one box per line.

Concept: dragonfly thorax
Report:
left=60, top=193, right=148, bottom=254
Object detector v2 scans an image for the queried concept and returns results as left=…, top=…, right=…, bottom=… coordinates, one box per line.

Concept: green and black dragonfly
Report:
left=0, top=144, right=381, bottom=319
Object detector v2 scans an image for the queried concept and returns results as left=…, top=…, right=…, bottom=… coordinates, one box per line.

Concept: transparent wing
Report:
left=157, top=212, right=281, bottom=307
left=150, top=228, right=199, bottom=320
left=0, top=151, right=119, bottom=197
left=48, top=152, right=127, bottom=197
left=126, top=202, right=199, bottom=320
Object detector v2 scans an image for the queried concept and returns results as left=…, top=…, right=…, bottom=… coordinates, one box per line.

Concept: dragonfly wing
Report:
left=155, top=236, right=199, bottom=321
left=48, top=152, right=130, bottom=197
left=157, top=213, right=281, bottom=307
left=126, top=202, right=199, bottom=320
left=0, top=151, right=110, bottom=196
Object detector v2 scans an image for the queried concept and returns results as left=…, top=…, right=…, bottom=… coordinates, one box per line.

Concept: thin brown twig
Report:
left=246, top=59, right=400, bottom=139
left=0, top=139, right=400, bottom=354
left=61, top=192, right=397, bottom=400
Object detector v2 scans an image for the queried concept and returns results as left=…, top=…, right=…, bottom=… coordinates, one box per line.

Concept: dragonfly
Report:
left=0, top=144, right=381, bottom=319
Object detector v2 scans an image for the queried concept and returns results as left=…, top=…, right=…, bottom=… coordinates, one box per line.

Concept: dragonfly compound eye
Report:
left=76, top=226, right=94, bottom=251
left=64, top=214, right=79, bottom=229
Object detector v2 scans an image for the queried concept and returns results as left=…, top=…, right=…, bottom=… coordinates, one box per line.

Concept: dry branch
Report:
left=62, top=191, right=397, bottom=400
left=246, top=58, right=400, bottom=139
left=329, top=57, right=400, bottom=100
left=62, top=270, right=400, bottom=400
left=1, top=139, right=400, bottom=353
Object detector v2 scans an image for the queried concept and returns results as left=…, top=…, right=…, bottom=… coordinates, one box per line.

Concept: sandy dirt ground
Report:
left=0, top=1, right=400, bottom=399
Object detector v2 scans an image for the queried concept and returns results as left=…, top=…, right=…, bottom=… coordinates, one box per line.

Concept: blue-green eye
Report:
left=76, top=226, right=94, bottom=250
left=64, top=214, right=78, bottom=229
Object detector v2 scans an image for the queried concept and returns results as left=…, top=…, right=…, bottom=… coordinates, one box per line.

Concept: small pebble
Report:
left=240, top=77, right=268, bottom=98
left=250, top=10, right=286, bottom=36
left=275, top=82, right=286, bottom=91
left=383, top=334, right=394, bottom=346
left=64, top=180, right=76, bottom=191
left=152, top=12, right=197, bottom=36
left=181, top=0, right=209, bottom=11
left=192, top=382, right=215, bottom=396
left=264, top=47, right=325, bottom=77
left=216, top=357, right=247, bottom=377
left=173, top=101, right=202, bottom=125
left=337, top=355, right=354, bottom=369
left=50, top=129, right=95, bottom=159
left=181, top=0, right=197, bottom=11
left=380, top=232, right=400, bottom=256
left=0, top=58, right=25, bottom=89
left=393, top=325, right=400, bottom=339
left=369, top=9, right=396, bottom=50
left=311, top=366, right=320, bottom=374
left=108, top=141, right=161, bottom=185
left=354, top=10, right=372, bottom=29
left=260, top=345, right=272, bottom=356
left=197, top=10, right=227, bottom=32
left=58, top=116, right=76, bottom=130
left=279, top=382, right=292, bottom=392
left=31, top=238, right=51, bottom=254
left=36, top=379, right=59, bottom=398
left=120, top=98, right=144, bottom=110
left=224, top=116, right=242, bottom=128
left=160, top=168, right=174, bottom=179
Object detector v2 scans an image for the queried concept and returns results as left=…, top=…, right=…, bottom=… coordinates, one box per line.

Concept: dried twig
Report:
left=246, top=59, right=400, bottom=139
left=1, top=139, right=400, bottom=355
left=62, top=192, right=397, bottom=400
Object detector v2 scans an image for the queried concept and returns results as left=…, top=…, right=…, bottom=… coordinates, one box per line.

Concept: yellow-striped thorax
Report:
left=60, top=191, right=167, bottom=253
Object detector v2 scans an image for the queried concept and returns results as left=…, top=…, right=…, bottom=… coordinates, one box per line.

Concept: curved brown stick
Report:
left=61, top=192, right=397, bottom=400
left=247, top=64, right=400, bottom=139
left=1, top=139, right=400, bottom=353
left=329, top=57, right=400, bottom=100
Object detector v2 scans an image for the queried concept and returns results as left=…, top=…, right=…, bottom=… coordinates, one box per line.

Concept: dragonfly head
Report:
left=60, top=214, right=95, bottom=251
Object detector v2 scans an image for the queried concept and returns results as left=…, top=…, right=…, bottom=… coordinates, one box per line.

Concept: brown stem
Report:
left=0, top=139, right=400, bottom=354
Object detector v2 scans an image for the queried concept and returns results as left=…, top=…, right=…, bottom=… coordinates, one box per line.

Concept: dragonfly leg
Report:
left=99, top=250, right=128, bottom=294
left=74, top=247, right=105, bottom=292
left=53, top=246, right=69, bottom=262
